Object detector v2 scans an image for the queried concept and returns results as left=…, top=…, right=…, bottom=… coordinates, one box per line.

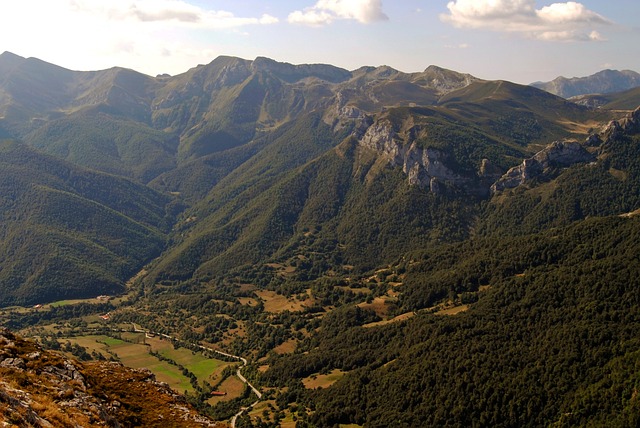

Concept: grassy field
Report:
left=271, top=338, right=298, bottom=354
left=147, top=337, right=233, bottom=385
left=62, top=334, right=236, bottom=396
left=207, top=375, right=246, bottom=405
left=362, top=311, right=415, bottom=328
left=62, top=335, right=195, bottom=393
left=435, top=304, right=470, bottom=316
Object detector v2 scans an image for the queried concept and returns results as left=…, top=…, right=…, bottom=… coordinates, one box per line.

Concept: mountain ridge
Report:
left=531, top=69, right=640, bottom=98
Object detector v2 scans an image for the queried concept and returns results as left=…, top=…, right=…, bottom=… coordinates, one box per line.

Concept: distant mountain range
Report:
left=531, top=69, right=640, bottom=98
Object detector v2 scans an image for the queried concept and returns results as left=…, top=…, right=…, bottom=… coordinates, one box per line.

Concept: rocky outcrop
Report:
left=0, top=328, right=221, bottom=427
left=358, top=121, right=470, bottom=192
left=491, top=141, right=595, bottom=193
left=601, top=106, right=640, bottom=141
left=491, top=108, right=640, bottom=194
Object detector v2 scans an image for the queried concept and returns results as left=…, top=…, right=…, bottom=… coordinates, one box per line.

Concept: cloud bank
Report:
left=288, top=0, right=388, bottom=27
left=441, top=0, right=611, bottom=41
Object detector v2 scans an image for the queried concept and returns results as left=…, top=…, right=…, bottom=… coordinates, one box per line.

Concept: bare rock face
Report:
left=491, top=141, right=594, bottom=193
left=358, top=120, right=468, bottom=192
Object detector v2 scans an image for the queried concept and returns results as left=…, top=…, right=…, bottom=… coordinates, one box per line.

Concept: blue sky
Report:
left=1, top=0, right=638, bottom=83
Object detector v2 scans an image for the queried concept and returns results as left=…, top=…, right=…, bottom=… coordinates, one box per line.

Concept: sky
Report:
left=1, top=0, right=639, bottom=84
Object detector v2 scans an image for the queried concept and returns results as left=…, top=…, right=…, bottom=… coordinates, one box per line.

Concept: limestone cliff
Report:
left=490, top=141, right=595, bottom=193
left=491, top=107, right=640, bottom=194
left=356, top=119, right=488, bottom=194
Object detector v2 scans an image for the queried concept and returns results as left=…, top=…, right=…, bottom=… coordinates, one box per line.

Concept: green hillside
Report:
left=0, top=140, right=170, bottom=306
left=24, top=110, right=178, bottom=183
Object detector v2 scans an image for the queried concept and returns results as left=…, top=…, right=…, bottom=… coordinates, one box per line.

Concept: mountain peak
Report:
left=0, top=51, right=26, bottom=74
left=414, top=65, right=479, bottom=95
left=0, top=51, right=24, bottom=61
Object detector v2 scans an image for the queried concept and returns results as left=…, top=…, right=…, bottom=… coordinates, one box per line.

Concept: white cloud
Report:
left=441, top=0, right=611, bottom=42
left=69, top=0, right=279, bottom=29
left=288, top=0, right=388, bottom=27
left=445, top=43, right=470, bottom=49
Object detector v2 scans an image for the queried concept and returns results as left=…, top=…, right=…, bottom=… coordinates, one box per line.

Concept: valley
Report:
left=1, top=51, right=640, bottom=426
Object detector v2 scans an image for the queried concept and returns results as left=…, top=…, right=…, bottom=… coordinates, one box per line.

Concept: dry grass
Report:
left=357, top=297, right=392, bottom=319
left=271, top=338, right=297, bottom=354
left=620, top=208, right=640, bottom=218
left=302, top=369, right=346, bottom=389
left=435, top=305, right=470, bottom=316
left=255, top=290, right=313, bottom=313
left=0, top=330, right=221, bottom=428
left=207, top=375, right=246, bottom=404
left=238, top=297, right=259, bottom=306
left=609, top=167, right=628, bottom=181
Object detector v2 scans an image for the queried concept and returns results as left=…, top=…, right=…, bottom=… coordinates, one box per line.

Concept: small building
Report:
left=210, top=391, right=227, bottom=396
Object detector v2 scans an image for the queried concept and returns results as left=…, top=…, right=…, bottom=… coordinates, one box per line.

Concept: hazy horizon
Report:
left=1, top=0, right=639, bottom=84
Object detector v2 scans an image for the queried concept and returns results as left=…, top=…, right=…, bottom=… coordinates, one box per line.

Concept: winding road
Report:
left=130, top=324, right=261, bottom=427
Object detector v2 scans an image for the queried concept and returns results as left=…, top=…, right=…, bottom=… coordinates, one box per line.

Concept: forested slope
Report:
left=0, top=140, right=170, bottom=306
left=259, top=109, right=640, bottom=427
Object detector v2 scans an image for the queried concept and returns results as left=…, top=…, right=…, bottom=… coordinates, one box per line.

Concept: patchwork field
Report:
left=62, top=334, right=236, bottom=396
left=147, top=336, right=233, bottom=385
left=62, top=334, right=195, bottom=393
left=207, top=375, right=246, bottom=405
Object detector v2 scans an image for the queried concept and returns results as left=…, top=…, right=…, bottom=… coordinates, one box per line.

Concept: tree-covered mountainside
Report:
left=260, top=108, right=640, bottom=427
left=0, top=140, right=170, bottom=306
left=1, top=52, right=639, bottom=426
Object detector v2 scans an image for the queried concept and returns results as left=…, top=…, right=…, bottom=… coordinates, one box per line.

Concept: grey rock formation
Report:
left=491, top=108, right=640, bottom=194
left=491, top=141, right=595, bottom=193
left=358, top=120, right=468, bottom=192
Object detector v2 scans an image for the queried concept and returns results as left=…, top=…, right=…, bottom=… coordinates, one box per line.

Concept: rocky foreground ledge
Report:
left=0, top=328, right=223, bottom=427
